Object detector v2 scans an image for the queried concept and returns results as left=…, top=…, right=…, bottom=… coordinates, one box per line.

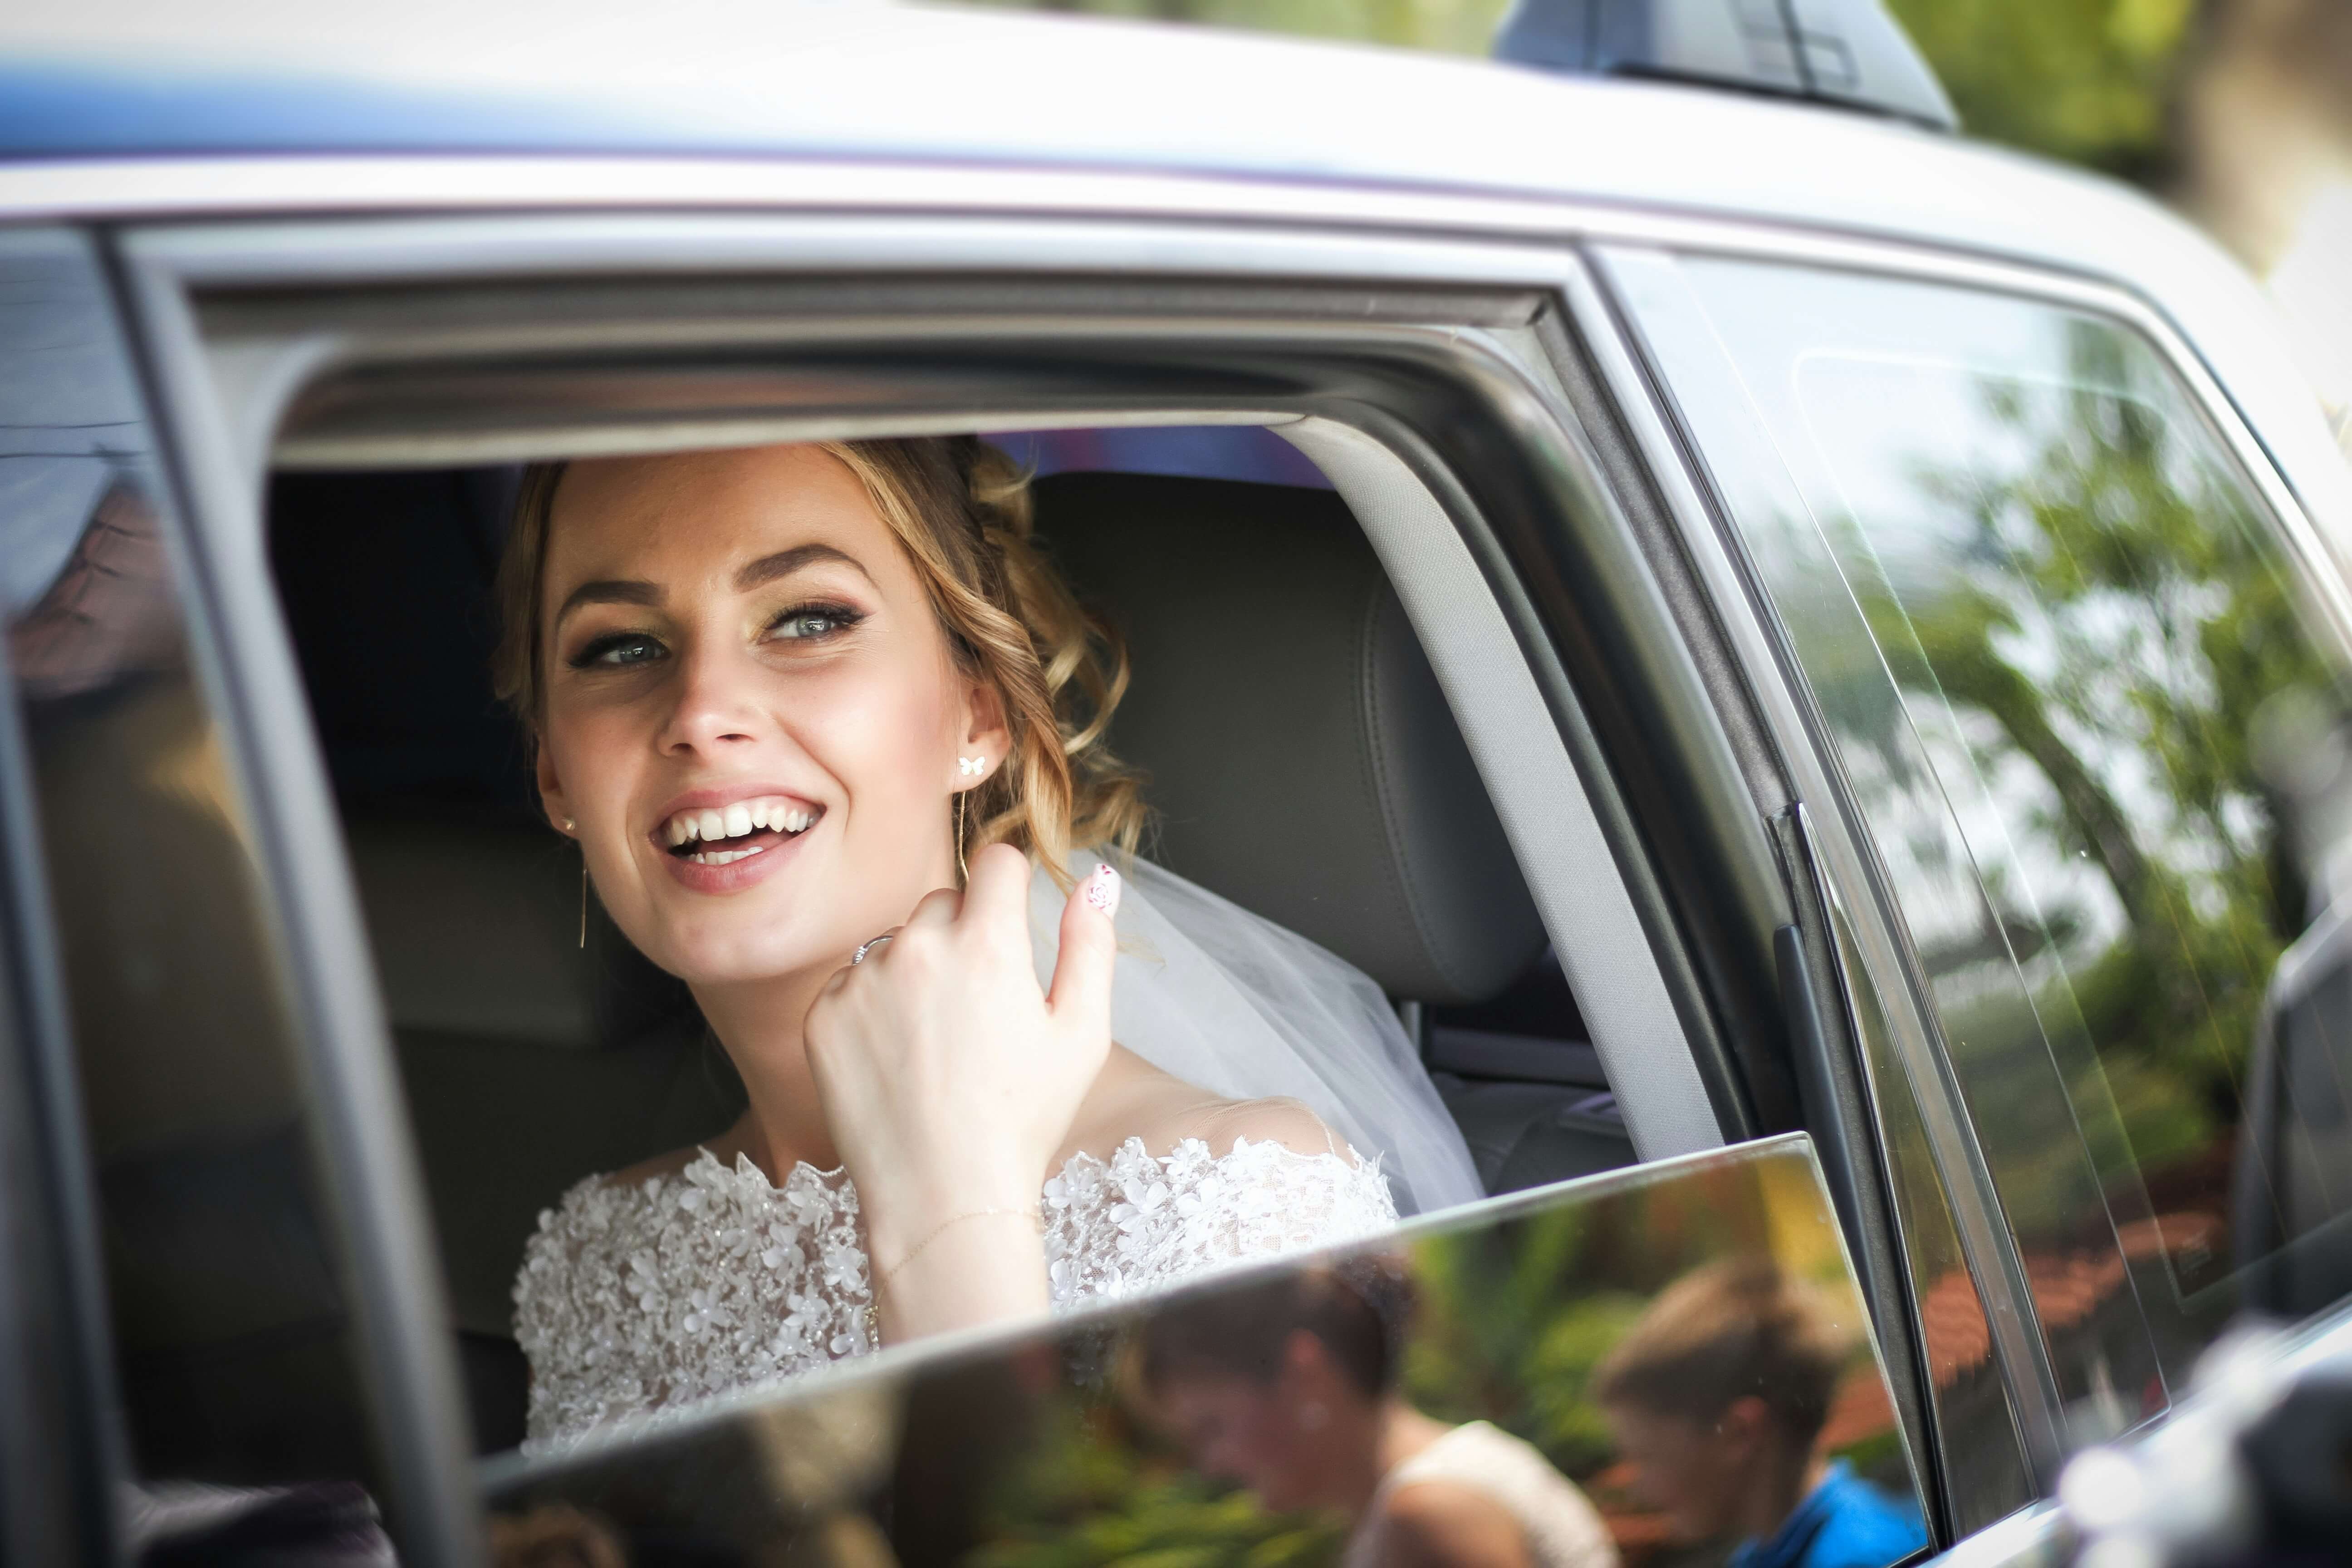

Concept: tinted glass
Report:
left=0, top=230, right=390, bottom=1553
left=486, top=1139, right=1929, bottom=1568
left=1611, top=251, right=2352, bottom=1437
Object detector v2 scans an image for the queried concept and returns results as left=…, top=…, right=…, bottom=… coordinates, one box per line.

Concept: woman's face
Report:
left=534, top=444, right=1000, bottom=986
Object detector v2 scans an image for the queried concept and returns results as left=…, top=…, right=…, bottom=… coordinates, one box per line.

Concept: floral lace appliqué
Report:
left=512, top=1136, right=1396, bottom=1452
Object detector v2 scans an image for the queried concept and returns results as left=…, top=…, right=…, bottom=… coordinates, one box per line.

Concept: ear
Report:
left=535, top=743, right=575, bottom=836
left=953, top=676, right=1013, bottom=792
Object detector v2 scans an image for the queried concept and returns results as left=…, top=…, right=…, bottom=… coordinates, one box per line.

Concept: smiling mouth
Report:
left=659, top=798, right=823, bottom=866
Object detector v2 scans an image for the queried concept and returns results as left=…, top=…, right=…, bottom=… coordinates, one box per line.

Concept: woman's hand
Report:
left=803, top=842, right=1120, bottom=1338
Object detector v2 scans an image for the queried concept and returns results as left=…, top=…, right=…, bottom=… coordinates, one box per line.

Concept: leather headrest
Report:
left=1032, top=473, right=1544, bottom=1004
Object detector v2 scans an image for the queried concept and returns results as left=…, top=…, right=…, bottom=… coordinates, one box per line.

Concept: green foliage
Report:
left=1862, top=324, right=2339, bottom=1224
left=1879, top=0, right=2193, bottom=178
left=957, top=0, right=1510, bottom=56
left=965, top=0, right=2199, bottom=189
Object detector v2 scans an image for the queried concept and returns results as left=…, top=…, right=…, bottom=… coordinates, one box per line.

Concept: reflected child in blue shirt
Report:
left=1594, top=1259, right=1928, bottom=1568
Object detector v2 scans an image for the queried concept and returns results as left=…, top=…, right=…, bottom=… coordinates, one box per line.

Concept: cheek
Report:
left=793, top=653, right=959, bottom=796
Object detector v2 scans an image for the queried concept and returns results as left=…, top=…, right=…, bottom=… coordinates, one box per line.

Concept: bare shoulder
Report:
left=1191, top=1094, right=1347, bottom=1159
left=1080, top=1049, right=1347, bottom=1161
left=1376, top=1480, right=1533, bottom=1568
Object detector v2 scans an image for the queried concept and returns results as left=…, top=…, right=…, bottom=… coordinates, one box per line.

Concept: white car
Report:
left=2, top=4, right=2347, bottom=1564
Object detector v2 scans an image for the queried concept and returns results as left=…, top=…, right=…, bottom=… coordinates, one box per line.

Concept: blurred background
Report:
left=956, top=0, right=2352, bottom=458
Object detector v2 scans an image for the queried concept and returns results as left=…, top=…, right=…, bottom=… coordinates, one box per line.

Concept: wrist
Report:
left=861, top=1176, right=1040, bottom=1260
left=872, top=1205, right=1044, bottom=1287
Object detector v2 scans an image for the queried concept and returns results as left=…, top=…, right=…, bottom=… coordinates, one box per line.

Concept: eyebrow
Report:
left=734, top=544, right=872, bottom=592
left=553, top=545, right=872, bottom=629
left=554, top=578, right=661, bottom=627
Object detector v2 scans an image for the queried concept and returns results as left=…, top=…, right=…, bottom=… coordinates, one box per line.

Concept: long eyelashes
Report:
left=561, top=602, right=867, bottom=672
left=765, top=602, right=865, bottom=641
left=568, top=632, right=665, bottom=671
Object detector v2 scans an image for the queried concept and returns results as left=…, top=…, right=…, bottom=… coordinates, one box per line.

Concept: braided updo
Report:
left=492, top=437, right=1147, bottom=887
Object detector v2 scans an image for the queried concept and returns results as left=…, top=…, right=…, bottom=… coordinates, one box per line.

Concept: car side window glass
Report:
left=0, top=230, right=389, bottom=1551
left=1608, top=250, right=2352, bottom=1439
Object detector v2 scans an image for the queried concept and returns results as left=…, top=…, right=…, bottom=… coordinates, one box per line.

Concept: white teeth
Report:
left=663, top=797, right=820, bottom=848
left=686, top=843, right=769, bottom=866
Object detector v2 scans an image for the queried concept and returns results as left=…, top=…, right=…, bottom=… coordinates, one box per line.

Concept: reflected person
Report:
left=1594, top=1259, right=1925, bottom=1568
left=1142, top=1264, right=1617, bottom=1568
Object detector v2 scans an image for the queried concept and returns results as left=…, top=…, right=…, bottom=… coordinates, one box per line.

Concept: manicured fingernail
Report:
left=1084, top=862, right=1120, bottom=916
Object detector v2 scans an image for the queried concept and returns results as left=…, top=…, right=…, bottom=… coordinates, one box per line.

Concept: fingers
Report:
left=1046, top=861, right=1120, bottom=1026
left=960, top=841, right=1031, bottom=923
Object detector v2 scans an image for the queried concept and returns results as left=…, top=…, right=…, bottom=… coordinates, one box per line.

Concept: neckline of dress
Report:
left=672, top=1132, right=1350, bottom=1200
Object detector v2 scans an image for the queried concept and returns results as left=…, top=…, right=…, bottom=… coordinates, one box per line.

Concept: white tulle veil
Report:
left=1026, top=853, right=1484, bottom=1217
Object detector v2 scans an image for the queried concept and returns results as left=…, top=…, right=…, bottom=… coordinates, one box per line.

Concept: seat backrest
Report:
left=1033, top=472, right=1545, bottom=1004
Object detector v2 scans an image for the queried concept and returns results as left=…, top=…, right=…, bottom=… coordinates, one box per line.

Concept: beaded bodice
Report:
left=512, top=1136, right=1397, bottom=1451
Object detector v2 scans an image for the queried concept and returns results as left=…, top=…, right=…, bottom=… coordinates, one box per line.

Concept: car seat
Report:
left=1027, top=472, right=1634, bottom=1193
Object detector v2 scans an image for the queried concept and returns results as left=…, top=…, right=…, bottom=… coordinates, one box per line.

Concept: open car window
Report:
left=483, top=1137, right=1929, bottom=1568
left=261, top=425, right=1636, bottom=1457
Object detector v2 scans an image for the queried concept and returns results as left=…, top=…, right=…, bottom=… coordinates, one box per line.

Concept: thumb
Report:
left=1046, top=861, right=1120, bottom=1031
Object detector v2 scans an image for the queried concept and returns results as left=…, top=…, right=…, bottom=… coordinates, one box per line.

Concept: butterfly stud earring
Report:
left=958, top=756, right=987, bottom=777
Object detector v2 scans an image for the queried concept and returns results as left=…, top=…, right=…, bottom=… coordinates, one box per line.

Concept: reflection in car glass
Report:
left=1615, top=254, right=2352, bottom=1437
left=484, top=1139, right=1925, bottom=1568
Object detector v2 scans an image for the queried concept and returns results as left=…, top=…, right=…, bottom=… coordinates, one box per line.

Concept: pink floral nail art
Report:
left=1084, top=862, right=1121, bottom=916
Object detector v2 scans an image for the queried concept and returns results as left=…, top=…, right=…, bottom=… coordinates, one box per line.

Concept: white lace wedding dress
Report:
left=512, top=1132, right=1397, bottom=1451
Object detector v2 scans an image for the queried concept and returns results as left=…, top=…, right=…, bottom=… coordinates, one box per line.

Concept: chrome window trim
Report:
left=1558, top=254, right=2068, bottom=1491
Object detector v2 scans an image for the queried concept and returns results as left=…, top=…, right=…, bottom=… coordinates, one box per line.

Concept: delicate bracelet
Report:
left=875, top=1204, right=1045, bottom=1290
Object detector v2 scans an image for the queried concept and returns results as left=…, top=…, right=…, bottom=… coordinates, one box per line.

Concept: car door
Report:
left=79, top=185, right=1910, bottom=1557
left=1586, top=232, right=2352, bottom=1538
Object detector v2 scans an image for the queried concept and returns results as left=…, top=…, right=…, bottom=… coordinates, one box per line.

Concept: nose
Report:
left=654, top=635, right=763, bottom=757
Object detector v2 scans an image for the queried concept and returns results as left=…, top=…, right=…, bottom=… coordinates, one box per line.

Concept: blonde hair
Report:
left=492, top=437, right=1146, bottom=885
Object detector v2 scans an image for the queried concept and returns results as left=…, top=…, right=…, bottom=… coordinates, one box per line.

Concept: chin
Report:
left=657, top=920, right=843, bottom=986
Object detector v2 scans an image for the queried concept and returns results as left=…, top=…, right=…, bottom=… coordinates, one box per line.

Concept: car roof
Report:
left=0, top=1, right=2163, bottom=250
left=9, top=1, right=2347, bottom=573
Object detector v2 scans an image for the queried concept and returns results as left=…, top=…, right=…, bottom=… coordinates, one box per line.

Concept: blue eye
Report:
left=572, top=633, right=666, bottom=669
left=769, top=605, right=862, bottom=641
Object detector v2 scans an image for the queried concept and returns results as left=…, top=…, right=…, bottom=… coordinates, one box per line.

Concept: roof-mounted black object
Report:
left=1493, top=0, right=1958, bottom=131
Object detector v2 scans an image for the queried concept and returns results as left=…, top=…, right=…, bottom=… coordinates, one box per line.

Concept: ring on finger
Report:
left=851, top=933, right=895, bottom=966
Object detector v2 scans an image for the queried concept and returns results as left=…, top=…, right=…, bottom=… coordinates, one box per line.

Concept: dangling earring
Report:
left=565, top=818, right=585, bottom=949
left=955, top=791, right=969, bottom=886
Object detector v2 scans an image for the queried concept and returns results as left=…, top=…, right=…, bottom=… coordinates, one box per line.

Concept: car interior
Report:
left=254, top=425, right=1637, bottom=1455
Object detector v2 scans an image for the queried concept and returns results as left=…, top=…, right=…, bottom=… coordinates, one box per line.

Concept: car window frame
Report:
left=1577, top=224, right=2352, bottom=1509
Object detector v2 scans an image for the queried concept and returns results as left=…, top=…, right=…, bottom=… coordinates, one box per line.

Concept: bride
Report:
left=502, top=436, right=1480, bottom=1449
